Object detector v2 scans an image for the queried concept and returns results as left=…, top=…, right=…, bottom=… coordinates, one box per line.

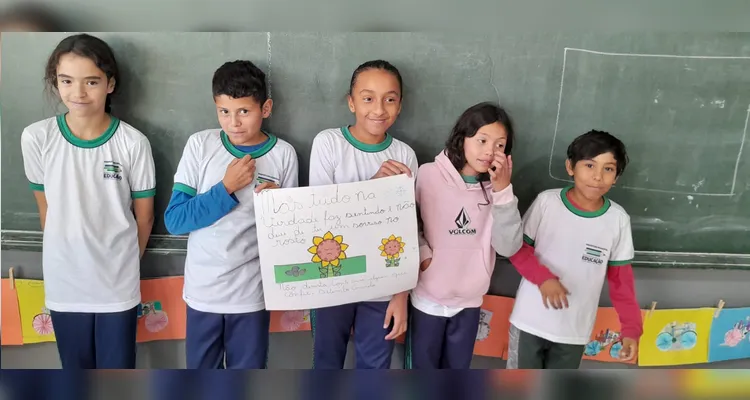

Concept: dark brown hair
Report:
left=44, top=34, right=119, bottom=113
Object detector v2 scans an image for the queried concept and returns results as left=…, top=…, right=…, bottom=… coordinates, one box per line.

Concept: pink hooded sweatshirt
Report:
left=413, top=150, right=523, bottom=308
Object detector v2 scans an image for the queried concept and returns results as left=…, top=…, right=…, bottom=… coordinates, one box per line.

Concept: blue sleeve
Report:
left=164, top=181, right=239, bottom=235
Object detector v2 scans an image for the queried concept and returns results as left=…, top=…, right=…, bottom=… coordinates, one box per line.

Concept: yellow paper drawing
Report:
left=638, top=308, right=713, bottom=367
left=15, top=279, right=56, bottom=344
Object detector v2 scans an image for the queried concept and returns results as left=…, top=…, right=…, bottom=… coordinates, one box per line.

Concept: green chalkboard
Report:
left=1, top=33, right=749, bottom=254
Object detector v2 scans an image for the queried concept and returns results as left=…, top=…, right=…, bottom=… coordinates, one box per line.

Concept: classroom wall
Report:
left=3, top=252, right=749, bottom=369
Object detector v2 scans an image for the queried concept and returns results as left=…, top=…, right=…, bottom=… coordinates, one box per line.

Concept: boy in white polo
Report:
left=506, top=130, right=643, bottom=369
left=164, top=60, right=298, bottom=369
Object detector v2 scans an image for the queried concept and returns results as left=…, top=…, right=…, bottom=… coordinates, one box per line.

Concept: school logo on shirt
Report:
left=449, top=207, right=476, bottom=235
left=582, top=244, right=606, bottom=265
left=255, top=173, right=280, bottom=188
left=103, top=161, right=123, bottom=181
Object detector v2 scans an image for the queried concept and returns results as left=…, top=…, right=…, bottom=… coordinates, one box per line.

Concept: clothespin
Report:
left=714, top=300, right=725, bottom=318
left=8, top=267, right=15, bottom=289
left=647, top=301, right=657, bottom=318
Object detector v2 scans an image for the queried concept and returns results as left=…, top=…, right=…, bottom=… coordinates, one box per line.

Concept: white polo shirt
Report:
left=20, top=114, right=156, bottom=313
left=308, top=126, right=418, bottom=302
left=174, top=129, right=299, bottom=313
left=509, top=187, right=634, bottom=345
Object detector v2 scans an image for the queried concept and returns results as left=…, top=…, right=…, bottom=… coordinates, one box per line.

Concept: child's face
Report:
left=565, top=152, right=619, bottom=201
left=347, top=69, right=402, bottom=140
left=462, top=122, right=508, bottom=175
left=215, top=95, right=272, bottom=146
left=56, top=53, right=115, bottom=117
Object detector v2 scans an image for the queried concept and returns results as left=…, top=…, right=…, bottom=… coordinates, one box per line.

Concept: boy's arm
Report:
left=508, top=194, right=558, bottom=285
left=607, top=215, right=642, bottom=341
left=129, top=138, right=157, bottom=257
left=164, top=135, right=238, bottom=235
left=607, top=263, right=643, bottom=340
left=164, top=184, right=238, bottom=235
left=489, top=184, right=523, bottom=257
left=308, top=134, right=336, bottom=186
left=281, top=147, right=300, bottom=188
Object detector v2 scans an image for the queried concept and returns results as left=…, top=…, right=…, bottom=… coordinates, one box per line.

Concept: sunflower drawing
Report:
left=308, top=231, right=349, bottom=278
left=379, top=234, right=405, bottom=267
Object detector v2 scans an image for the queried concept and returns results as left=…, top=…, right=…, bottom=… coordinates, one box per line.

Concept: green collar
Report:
left=220, top=131, right=277, bottom=159
left=461, top=175, right=479, bottom=184
left=342, top=125, right=393, bottom=153
left=58, top=114, right=119, bottom=149
left=560, top=186, right=610, bottom=218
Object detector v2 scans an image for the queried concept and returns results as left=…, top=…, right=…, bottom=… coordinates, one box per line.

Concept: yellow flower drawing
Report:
left=379, top=235, right=405, bottom=260
left=308, top=231, right=348, bottom=267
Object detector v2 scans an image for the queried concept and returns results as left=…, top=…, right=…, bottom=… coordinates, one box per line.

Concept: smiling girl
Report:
left=20, top=33, right=156, bottom=369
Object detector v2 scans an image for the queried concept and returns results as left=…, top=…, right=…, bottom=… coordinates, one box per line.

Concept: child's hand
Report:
left=384, top=291, right=408, bottom=340
left=223, top=155, right=256, bottom=194
left=371, top=160, right=412, bottom=179
left=488, top=153, right=512, bottom=192
left=619, top=337, right=638, bottom=361
left=539, top=278, right=570, bottom=310
left=254, top=182, right=280, bottom=193
left=419, top=258, right=432, bottom=271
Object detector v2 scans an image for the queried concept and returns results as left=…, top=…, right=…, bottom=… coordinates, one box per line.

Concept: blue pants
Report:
left=149, top=370, right=247, bottom=400
left=49, top=306, right=138, bottom=369
left=405, top=302, right=480, bottom=369
left=185, top=306, right=270, bottom=369
left=0, top=371, right=88, bottom=400
left=311, top=301, right=395, bottom=369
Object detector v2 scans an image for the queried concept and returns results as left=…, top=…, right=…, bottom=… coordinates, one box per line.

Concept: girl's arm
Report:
left=33, top=191, right=48, bottom=231
left=133, top=197, right=154, bottom=257
left=489, top=184, right=523, bottom=257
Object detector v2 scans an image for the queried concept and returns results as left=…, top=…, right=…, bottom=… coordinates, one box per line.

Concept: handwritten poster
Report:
left=707, top=307, right=750, bottom=363
left=638, top=308, right=714, bottom=367
left=136, top=277, right=186, bottom=343
left=583, top=307, right=647, bottom=364
left=1, top=279, right=23, bottom=345
left=14, top=279, right=56, bottom=344
left=254, top=175, right=420, bottom=310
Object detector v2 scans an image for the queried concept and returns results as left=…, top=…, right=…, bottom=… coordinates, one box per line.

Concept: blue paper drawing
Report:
left=708, top=307, right=750, bottom=363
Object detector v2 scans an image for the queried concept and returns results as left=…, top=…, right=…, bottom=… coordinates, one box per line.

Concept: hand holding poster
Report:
left=254, top=174, right=420, bottom=310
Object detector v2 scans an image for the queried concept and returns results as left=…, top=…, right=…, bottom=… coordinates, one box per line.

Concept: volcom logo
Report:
left=103, top=161, right=123, bottom=181
left=582, top=244, right=606, bottom=265
left=449, top=207, right=476, bottom=235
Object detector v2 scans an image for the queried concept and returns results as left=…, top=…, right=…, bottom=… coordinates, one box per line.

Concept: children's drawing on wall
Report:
left=138, top=301, right=169, bottom=333
left=270, top=310, right=312, bottom=333
left=379, top=234, right=406, bottom=267
left=655, top=322, right=698, bottom=351
left=14, top=279, right=57, bottom=344
left=273, top=231, right=367, bottom=284
left=585, top=329, right=623, bottom=360
left=136, top=276, right=186, bottom=343
left=1, top=279, right=23, bottom=345
left=582, top=307, right=645, bottom=364
left=32, top=307, right=54, bottom=336
left=638, top=308, right=713, bottom=366
left=476, top=308, right=493, bottom=341
left=708, top=307, right=750, bottom=363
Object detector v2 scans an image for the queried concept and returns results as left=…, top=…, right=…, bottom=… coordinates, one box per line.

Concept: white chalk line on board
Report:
left=267, top=32, right=272, bottom=99
left=549, top=47, right=749, bottom=197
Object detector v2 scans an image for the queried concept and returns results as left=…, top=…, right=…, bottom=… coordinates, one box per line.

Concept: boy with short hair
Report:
left=506, top=129, right=642, bottom=369
left=164, top=60, right=299, bottom=369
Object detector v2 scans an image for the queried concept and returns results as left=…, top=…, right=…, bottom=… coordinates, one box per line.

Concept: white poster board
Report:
left=253, top=175, right=420, bottom=310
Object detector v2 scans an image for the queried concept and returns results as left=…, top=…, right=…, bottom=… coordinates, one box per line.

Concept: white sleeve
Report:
left=129, top=137, right=157, bottom=199
left=308, top=133, right=336, bottom=187
left=173, top=135, right=201, bottom=196
left=521, top=193, right=546, bottom=246
left=406, top=147, right=419, bottom=180
left=20, top=128, right=45, bottom=192
left=609, top=214, right=635, bottom=266
left=281, top=146, right=299, bottom=188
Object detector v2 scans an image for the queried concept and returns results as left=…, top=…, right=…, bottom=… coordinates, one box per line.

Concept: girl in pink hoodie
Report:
left=405, top=102, right=523, bottom=369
